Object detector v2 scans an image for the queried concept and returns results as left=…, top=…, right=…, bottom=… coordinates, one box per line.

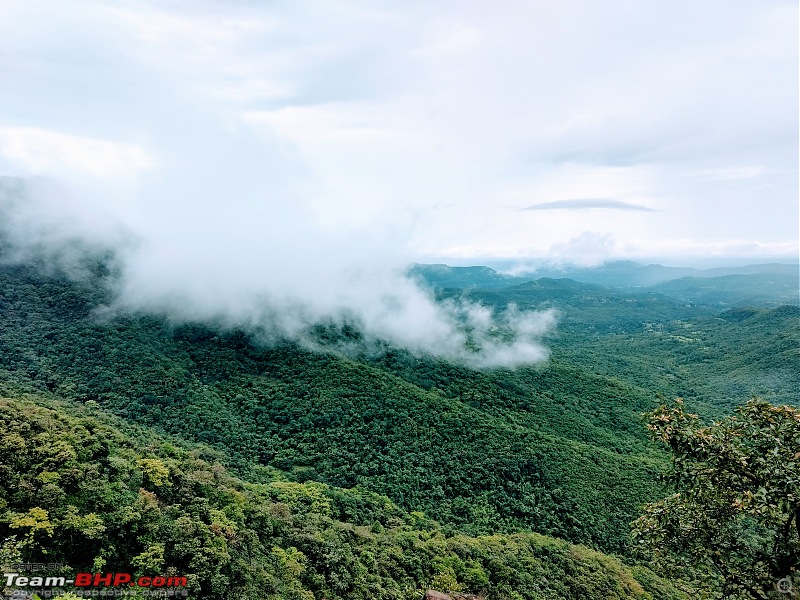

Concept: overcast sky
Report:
left=1, top=0, right=797, bottom=265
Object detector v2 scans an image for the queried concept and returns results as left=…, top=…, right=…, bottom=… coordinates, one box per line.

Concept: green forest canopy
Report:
left=0, top=256, right=797, bottom=598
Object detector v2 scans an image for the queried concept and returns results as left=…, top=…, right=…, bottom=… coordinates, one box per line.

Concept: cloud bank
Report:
left=0, top=172, right=555, bottom=370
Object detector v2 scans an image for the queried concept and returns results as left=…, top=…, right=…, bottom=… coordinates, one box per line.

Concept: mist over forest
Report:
left=0, top=211, right=797, bottom=597
left=1, top=1, right=798, bottom=599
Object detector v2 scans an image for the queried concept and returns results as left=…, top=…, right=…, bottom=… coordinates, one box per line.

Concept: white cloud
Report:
left=0, top=128, right=153, bottom=178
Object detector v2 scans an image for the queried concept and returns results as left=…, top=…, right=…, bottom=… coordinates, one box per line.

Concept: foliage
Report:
left=0, top=397, right=685, bottom=599
left=0, top=261, right=796, bottom=558
left=0, top=253, right=797, bottom=597
left=632, top=398, right=800, bottom=599
left=0, top=264, right=673, bottom=554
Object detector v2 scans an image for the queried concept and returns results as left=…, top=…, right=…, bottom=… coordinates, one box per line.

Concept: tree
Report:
left=632, top=398, right=800, bottom=599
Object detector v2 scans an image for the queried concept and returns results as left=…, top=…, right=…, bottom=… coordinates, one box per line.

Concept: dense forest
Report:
left=0, top=397, right=687, bottom=599
left=0, top=253, right=797, bottom=599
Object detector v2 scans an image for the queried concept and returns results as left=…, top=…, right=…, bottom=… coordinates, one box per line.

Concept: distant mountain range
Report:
left=410, top=261, right=799, bottom=307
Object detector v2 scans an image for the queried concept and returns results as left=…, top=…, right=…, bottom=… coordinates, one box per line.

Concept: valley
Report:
left=0, top=257, right=797, bottom=599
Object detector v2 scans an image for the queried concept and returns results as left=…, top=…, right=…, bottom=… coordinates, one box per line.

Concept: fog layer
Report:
left=0, top=165, right=555, bottom=369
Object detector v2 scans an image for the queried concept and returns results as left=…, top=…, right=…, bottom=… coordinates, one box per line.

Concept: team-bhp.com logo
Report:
left=3, top=571, right=188, bottom=598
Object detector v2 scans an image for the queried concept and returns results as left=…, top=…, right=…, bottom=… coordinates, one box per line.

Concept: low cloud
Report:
left=547, top=231, right=617, bottom=267
left=0, top=175, right=555, bottom=370
left=522, top=198, right=658, bottom=212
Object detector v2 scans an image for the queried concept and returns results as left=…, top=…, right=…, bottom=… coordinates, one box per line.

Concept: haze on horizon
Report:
left=0, top=0, right=797, bottom=365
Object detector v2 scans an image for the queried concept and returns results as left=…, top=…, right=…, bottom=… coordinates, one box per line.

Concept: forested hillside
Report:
left=438, top=278, right=799, bottom=412
left=0, top=264, right=667, bottom=554
left=0, top=256, right=796, bottom=599
left=0, top=397, right=687, bottom=599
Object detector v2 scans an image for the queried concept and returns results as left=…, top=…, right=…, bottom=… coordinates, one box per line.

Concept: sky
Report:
left=1, top=0, right=797, bottom=264
left=0, top=0, right=797, bottom=364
